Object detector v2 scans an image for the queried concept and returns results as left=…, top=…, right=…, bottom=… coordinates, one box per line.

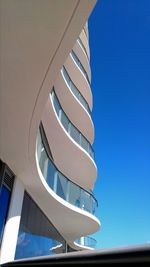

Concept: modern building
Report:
left=0, top=0, right=100, bottom=264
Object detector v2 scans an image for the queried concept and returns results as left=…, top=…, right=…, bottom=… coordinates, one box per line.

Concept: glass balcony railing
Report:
left=51, top=89, right=94, bottom=160
left=37, top=128, right=98, bottom=215
left=75, top=236, right=97, bottom=249
left=70, top=50, right=91, bottom=86
left=61, top=66, right=91, bottom=115
left=77, top=37, right=89, bottom=61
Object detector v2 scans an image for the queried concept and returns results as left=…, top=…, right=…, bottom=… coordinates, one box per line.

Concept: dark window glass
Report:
left=81, top=135, right=89, bottom=152
left=56, top=173, right=67, bottom=200
left=15, top=193, right=65, bottom=259
left=70, top=124, right=80, bottom=144
left=61, top=111, right=69, bottom=132
left=52, top=91, right=61, bottom=117
left=0, top=185, right=11, bottom=245
left=47, top=160, right=56, bottom=189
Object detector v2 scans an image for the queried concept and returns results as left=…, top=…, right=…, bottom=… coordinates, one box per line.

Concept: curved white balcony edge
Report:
left=55, top=71, right=94, bottom=144
left=64, top=54, right=92, bottom=109
left=51, top=90, right=95, bottom=160
left=35, top=139, right=100, bottom=242
left=42, top=92, right=97, bottom=190
left=79, top=29, right=90, bottom=60
left=73, top=39, right=91, bottom=82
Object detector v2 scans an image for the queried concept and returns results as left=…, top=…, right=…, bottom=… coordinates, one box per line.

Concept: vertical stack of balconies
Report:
left=38, top=25, right=100, bottom=250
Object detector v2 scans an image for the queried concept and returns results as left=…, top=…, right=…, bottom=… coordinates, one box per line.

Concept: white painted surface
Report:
left=64, top=53, right=93, bottom=109
left=42, top=95, right=97, bottom=191
left=55, top=71, right=94, bottom=144
left=0, top=178, right=24, bottom=264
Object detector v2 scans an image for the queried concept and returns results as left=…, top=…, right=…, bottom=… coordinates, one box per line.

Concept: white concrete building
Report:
left=0, top=0, right=100, bottom=263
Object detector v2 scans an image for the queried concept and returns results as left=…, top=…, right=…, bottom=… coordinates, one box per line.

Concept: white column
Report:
left=0, top=178, right=24, bottom=264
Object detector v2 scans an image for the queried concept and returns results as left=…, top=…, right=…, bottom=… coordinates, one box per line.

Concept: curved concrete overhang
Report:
left=0, top=0, right=96, bottom=198
left=34, top=152, right=100, bottom=244
left=55, top=72, right=94, bottom=144
left=64, top=54, right=93, bottom=110
left=79, top=30, right=90, bottom=59
left=42, top=96, right=97, bottom=191
left=73, top=40, right=91, bottom=82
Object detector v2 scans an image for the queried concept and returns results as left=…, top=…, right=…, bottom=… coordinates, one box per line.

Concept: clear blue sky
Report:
left=89, top=0, right=150, bottom=249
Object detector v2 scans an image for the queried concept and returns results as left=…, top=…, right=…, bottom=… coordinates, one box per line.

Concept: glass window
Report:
left=15, top=193, right=65, bottom=259
left=70, top=83, right=79, bottom=99
left=89, top=145, right=94, bottom=159
left=56, top=173, right=68, bottom=200
left=39, top=146, right=48, bottom=180
left=70, top=124, right=80, bottom=144
left=60, top=111, right=69, bottom=132
left=91, top=197, right=97, bottom=215
left=81, top=191, right=92, bottom=213
left=46, top=160, right=56, bottom=190
left=0, top=185, right=11, bottom=245
left=81, top=135, right=89, bottom=152
left=52, top=92, right=61, bottom=117
left=68, top=183, right=81, bottom=208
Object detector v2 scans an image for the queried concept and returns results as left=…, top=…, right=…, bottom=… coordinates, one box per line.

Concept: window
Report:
left=0, top=161, right=14, bottom=247
left=15, top=193, right=66, bottom=259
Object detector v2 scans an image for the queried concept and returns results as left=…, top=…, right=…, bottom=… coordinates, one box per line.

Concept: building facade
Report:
left=0, top=0, right=100, bottom=264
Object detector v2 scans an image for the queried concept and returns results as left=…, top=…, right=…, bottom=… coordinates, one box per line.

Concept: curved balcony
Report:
left=74, top=236, right=97, bottom=250
left=83, top=25, right=89, bottom=40
left=64, top=54, right=92, bottom=109
left=70, top=50, right=91, bottom=86
left=73, top=39, right=91, bottom=82
left=51, top=89, right=94, bottom=159
left=55, top=67, right=94, bottom=143
left=37, top=128, right=98, bottom=216
left=62, top=66, right=91, bottom=115
left=79, top=29, right=90, bottom=60
left=78, top=37, right=89, bottom=61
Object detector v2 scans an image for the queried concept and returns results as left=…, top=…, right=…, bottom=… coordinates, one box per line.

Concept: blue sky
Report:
left=89, top=0, right=150, bottom=249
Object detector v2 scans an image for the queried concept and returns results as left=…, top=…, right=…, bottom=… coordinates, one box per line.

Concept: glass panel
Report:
left=15, top=193, right=65, bottom=259
left=52, top=91, right=61, bottom=117
left=60, top=111, right=69, bottom=132
left=62, top=67, right=91, bottom=115
left=71, top=51, right=90, bottom=85
left=81, top=191, right=92, bottom=213
left=37, top=128, right=97, bottom=216
left=0, top=185, right=11, bottom=245
left=39, top=146, right=48, bottom=180
left=36, top=130, right=43, bottom=161
left=70, top=124, right=80, bottom=144
left=91, top=197, right=97, bottom=215
left=79, top=94, right=86, bottom=110
left=46, top=160, right=56, bottom=189
left=89, top=145, right=94, bottom=159
left=56, top=173, right=68, bottom=200
left=81, top=135, right=89, bottom=152
left=70, top=83, right=79, bottom=99
left=68, top=183, right=81, bottom=208
left=62, top=67, right=70, bottom=85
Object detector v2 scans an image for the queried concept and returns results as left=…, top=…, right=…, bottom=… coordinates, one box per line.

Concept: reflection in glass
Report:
left=36, top=128, right=97, bottom=216
left=15, top=193, right=65, bottom=259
